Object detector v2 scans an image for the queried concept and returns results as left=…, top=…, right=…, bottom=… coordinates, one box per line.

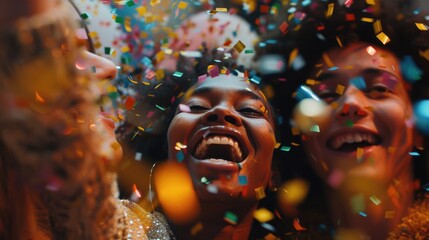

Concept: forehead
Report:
left=190, top=75, right=266, bottom=100
left=322, top=43, right=401, bottom=76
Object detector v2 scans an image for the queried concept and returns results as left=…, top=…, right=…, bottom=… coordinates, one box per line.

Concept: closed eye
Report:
left=318, top=92, right=340, bottom=103
left=238, top=107, right=264, bottom=117
left=189, top=104, right=210, bottom=112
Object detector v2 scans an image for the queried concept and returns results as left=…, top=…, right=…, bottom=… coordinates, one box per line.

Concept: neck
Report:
left=172, top=200, right=257, bottom=240
left=326, top=163, right=414, bottom=239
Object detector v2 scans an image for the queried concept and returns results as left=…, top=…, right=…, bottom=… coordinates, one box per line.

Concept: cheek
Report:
left=374, top=100, right=410, bottom=132
left=167, top=115, right=199, bottom=147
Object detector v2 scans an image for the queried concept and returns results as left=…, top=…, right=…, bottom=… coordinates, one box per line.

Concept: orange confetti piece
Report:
left=293, top=218, right=307, bottom=231
left=35, top=91, right=45, bottom=103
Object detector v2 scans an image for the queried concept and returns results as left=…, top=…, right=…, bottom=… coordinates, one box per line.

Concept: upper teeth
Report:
left=330, top=133, right=377, bottom=150
left=194, top=135, right=242, bottom=159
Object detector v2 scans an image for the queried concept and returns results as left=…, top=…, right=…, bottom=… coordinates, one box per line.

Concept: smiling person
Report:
left=257, top=0, right=429, bottom=239
left=155, top=73, right=276, bottom=239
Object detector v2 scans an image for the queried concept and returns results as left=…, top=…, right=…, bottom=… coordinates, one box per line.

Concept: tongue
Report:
left=197, top=144, right=240, bottom=162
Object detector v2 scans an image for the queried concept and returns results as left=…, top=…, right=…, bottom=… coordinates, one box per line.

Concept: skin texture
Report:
left=299, top=43, right=414, bottom=239
left=166, top=74, right=276, bottom=239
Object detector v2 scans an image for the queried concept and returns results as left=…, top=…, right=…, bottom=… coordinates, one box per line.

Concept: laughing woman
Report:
left=152, top=73, right=277, bottom=240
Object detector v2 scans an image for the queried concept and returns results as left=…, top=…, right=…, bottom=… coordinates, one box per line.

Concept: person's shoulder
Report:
left=388, top=193, right=429, bottom=239
left=120, top=200, right=175, bottom=240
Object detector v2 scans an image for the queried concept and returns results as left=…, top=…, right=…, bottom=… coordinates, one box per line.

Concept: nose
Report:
left=335, top=86, right=369, bottom=119
left=84, top=51, right=117, bottom=80
left=201, top=104, right=242, bottom=127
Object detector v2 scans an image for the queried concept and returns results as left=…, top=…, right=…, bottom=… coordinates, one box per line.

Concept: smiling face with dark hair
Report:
left=167, top=74, right=276, bottom=203
left=301, top=43, right=414, bottom=185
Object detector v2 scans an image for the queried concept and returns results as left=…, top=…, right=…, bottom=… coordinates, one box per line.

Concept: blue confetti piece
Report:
left=280, top=146, right=291, bottom=152
left=173, top=71, right=183, bottom=77
left=358, top=211, right=367, bottom=217
left=350, top=76, right=366, bottom=90
left=295, top=85, right=321, bottom=101
left=409, top=152, right=420, bottom=156
left=401, top=56, right=422, bottom=82
left=328, top=66, right=339, bottom=71
left=238, top=175, right=248, bottom=185
left=176, top=151, right=184, bottom=162
left=250, top=75, right=261, bottom=85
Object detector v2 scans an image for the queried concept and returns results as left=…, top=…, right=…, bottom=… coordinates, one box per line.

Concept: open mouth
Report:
left=327, top=132, right=382, bottom=152
left=192, top=135, right=248, bottom=163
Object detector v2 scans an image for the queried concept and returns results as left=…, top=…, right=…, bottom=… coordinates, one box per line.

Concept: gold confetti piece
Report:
left=366, top=0, right=375, bottom=5
left=124, top=17, right=132, bottom=32
left=156, top=69, right=165, bottom=81
left=150, top=0, right=160, bottom=6
left=357, top=147, right=364, bottom=160
left=136, top=6, right=146, bottom=16
left=322, top=53, right=334, bottom=68
left=233, top=40, right=246, bottom=53
left=254, top=208, right=274, bottom=223
left=419, top=49, right=429, bottom=61
left=385, top=210, right=395, bottom=218
left=191, top=223, right=203, bottom=236
left=274, top=143, right=281, bottom=149
left=361, top=17, right=374, bottom=23
left=289, top=48, right=299, bottom=67
left=326, top=3, right=334, bottom=17
left=336, top=36, right=343, bottom=48
left=415, top=23, right=428, bottom=31
left=35, top=91, right=45, bottom=103
left=216, top=7, right=228, bottom=12
left=138, top=126, right=145, bottom=131
left=291, top=127, right=300, bottom=136
left=88, top=31, right=98, bottom=38
left=305, top=79, right=318, bottom=85
left=254, top=187, right=266, bottom=200
left=373, top=19, right=382, bottom=34
left=335, top=84, right=345, bottom=95
left=121, top=45, right=130, bottom=53
left=175, top=142, right=187, bottom=151
left=178, top=1, right=188, bottom=9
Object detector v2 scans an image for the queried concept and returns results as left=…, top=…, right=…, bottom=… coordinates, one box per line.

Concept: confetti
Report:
left=233, top=40, right=246, bottom=53
left=224, top=211, right=238, bottom=225
left=254, top=208, right=274, bottom=223
left=176, top=150, right=184, bottom=162
left=254, top=187, right=266, bottom=200
left=191, top=223, right=203, bottom=235
left=376, top=32, right=391, bottom=45
left=135, top=152, right=142, bottom=161
left=335, top=84, right=345, bottom=95
left=369, top=195, right=381, bottom=205
left=280, top=146, right=291, bottom=152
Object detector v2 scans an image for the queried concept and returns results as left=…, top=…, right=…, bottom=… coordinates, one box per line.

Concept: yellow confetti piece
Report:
left=175, top=142, right=187, bottom=151
left=150, top=0, right=160, bottom=6
left=233, top=40, right=246, bottom=53
left=356, top=147, right=364, bottom=160
left=254, top=208, right=274, bottom=223
left=215, top=8, right=228, bottom=12
left=136, top=6, right=146, bottom=16
left=415, top=23, right=428, bottom=31
left=254, top=187, right=266, bottom=200
left=361, top=17, right=374, bottom=23
left=155, top=51, right=165, bottom=62
left=305, top=79, right=318, bottom=85
left=121, top=45, right=130, bottom=53
left=326, top=3, right=334, bottom=17
left=124, top=17, right=132, bottom=32
left=274, top=142, right=281, bottom=149
left=335, top=36, right=343, bottom=48
left=156, top=69, right=165, bottom=81
left=373, top=20, right=382, bottom=34
left=88, top=31, right=98, bottom=38
left=35, top=91, right=45, bottom=103
left=138, top=126, right=145, bottom=131
left=369, top=195, right=381, bottom=205
left=107, top=85, right=117, bottom=93
left=322, top=53, right=334, bottom=68
left=366, top=0, right=375, bottom=5
left=178, top=1, right=188, bottom=9
left=335, top=84, right=345, bottom=95
left=289, top=48, right=299, bottom=67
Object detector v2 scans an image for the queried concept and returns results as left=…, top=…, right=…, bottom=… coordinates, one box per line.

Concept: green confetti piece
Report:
left=350, top=194, right=365, bottom=213
left=345, top=119, right=354, bottom=127
left=309, top=124, right=320, bottom=132
left=115, top=16, right=124, bottom=24
left=126, top=0, right=135, bottom=6
left=280, top=146, right=291, bottom=152
left=155, top=104, right=165, bottom=111
left=104, top=47, right=112, bottom=55
left=224, top=211, right=238, bottom=225
left=80, top=13, right=90, bottom=19
left=244, top=49, right=254, bottom=54
left=173, top=71, right=183, bottom=77
left=369, top=195, right=381, bottom=205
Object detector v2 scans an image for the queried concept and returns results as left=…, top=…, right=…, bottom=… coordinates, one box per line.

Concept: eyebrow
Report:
left=192, top=86, right=269, bottom=108
left=316, top=68, right=397, bottom=81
